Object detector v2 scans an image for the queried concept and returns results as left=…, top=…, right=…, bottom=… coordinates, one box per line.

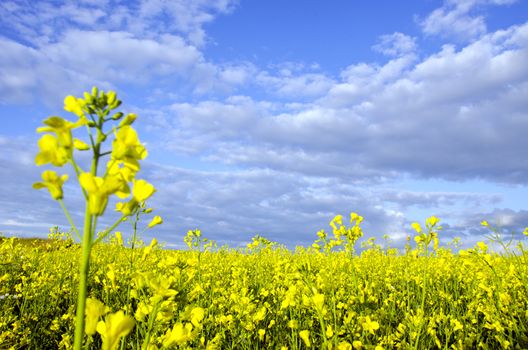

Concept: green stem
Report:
left=92, top=215, right=127, bottom=246
left=141, top=302, right=160, bottom=350
left=73, top=207, right=93, bottom=350
left=70, top=157, right=88, bottom=201
left=74, top=123, right=101, bottom=350
left=58, top=199, right=81, bottom=241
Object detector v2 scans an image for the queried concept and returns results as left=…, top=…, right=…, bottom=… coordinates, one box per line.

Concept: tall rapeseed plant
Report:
left=33, top=87, right=162, bottom=350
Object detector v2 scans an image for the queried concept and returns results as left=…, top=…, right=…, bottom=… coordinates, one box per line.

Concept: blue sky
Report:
left=1, top=0, right=527, bottom=249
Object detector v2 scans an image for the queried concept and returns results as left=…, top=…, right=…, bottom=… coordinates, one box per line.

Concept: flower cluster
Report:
left=33, top=87, right=156, bottom=218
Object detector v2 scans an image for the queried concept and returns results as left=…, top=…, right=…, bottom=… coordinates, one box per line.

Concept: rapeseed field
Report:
left=1, top=218, right=527, bottom=349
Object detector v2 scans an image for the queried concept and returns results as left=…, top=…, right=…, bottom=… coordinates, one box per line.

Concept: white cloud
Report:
left=256, top=71, right=335, bottom=98
left=152, top=22, right=528, bottom=186
left=372, top=32, right=417, bottom=57
left=420, top=0, right=519, bottom=40
left=0, top=30, right=203, bottom=105
left=135, top=0, right=238, bottom=46
left=44, top=30, right=201, bottom=82
left=0, top=1, right=253, bottom=104
left=421, top=7, right=486, bottom=40
left=190, top=61, right=257, bottom=94
left=0, top=0, right=238, bottom=47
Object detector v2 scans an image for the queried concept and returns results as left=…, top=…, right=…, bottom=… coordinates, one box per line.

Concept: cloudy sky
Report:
left=1, top=0, right=527, bottom=250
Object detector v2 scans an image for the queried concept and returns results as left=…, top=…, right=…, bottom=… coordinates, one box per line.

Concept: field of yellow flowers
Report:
left=1, top=216, right=527, bottom=350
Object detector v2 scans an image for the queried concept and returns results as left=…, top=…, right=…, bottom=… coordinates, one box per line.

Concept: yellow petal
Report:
left=32, top=182, right=46, bottom=190
left=97, top=311, right=135, bottom=350
left=117, top=126, right=139, bottom=145
left=133, top=179, right=155, bottom=202
left=64, top=95, right=85, bottom=117
left=299, top=330, right=311, bottom=347
left=426, top=215, right=440, bottom=227
left=190, top=307, right=205, bottom=327
left=411, top=222, right=422, bottom=233
left=74, top=138, right=90, bottom=151
left=85, top=298, right=108, bottom=335
left=89, top=193, right=109, bottom=216
left=43, top=116, right=68, bottom=128
left=147, top=216, right=163, bottom=228
left=79, top=173, right=99, bottom=193
left=35, top=152, right=51, bottom=166
left=38, top=134, right=59, bottom=151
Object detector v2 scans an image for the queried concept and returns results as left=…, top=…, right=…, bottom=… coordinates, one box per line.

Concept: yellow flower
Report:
left=451, top=319, right=463, bottom=332
left=37, top=116, right=85, bottom=149
left=312, top=293, right=325, bottom=311
left=299, top=330, right=311, bottom=347
left=481, top=220, right=489, bottom=227
left=332, top=215, right=343, bottom=226
left=64, top=95, right=87, bottom=118
left=33, top=170, right=68, bottom=200
left=111, top=126, right=147, bottom=172
left=73, top=138, right=90, bottom=151
left=96, top=310, right=135, bottom=350
left=431, top=232, right=439, bottom=251
left=476, top=241, right=488, bottom=253
left=288, top=320, right=299, bottom=329
left=132, top=179, right=156, bottom=202
left=350, top=212, right=363, bottom=224
left=426, top=216, right=440, bottom=228
left=362, top=316, right=379, bottom=334
left=337, top=342, right=352, bottom=350
left=115, top=200, right=138, bottom=216
left=190, top=307, right=205, bottom=327
left=79, top=173, right=130, bottom=216
left=523, top=227, right=528, bottom=237
left=85, top=298, right=109, bottom=335
left=107, top=161, right=135, bottom=182
left=163, top=322, right=193, bottom=347
left=147, top=215, right=163, bottom=228
left=352, top=340, right=362, bottom=349
left=411, top=222, right=422, bottom=234
left=325, top=325, right=334, bottom=338
left=35, top=134, right=70, bottom=167
left=142, top=239, right=158, bottom=260
left=115, top=232, right=124, bottom=246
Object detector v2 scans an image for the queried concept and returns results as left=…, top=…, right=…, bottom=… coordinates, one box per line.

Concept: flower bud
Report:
left=109, top=100, right=122, bottom=110
left=112, top=112, right=124, bottom=121
left=107, top=91, right=117, bottom=105
left=83, top=92, right=94, bottom=104
left=74, top=139, right=90, bottom=151
left=119, top=113, right=137, bottom=127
